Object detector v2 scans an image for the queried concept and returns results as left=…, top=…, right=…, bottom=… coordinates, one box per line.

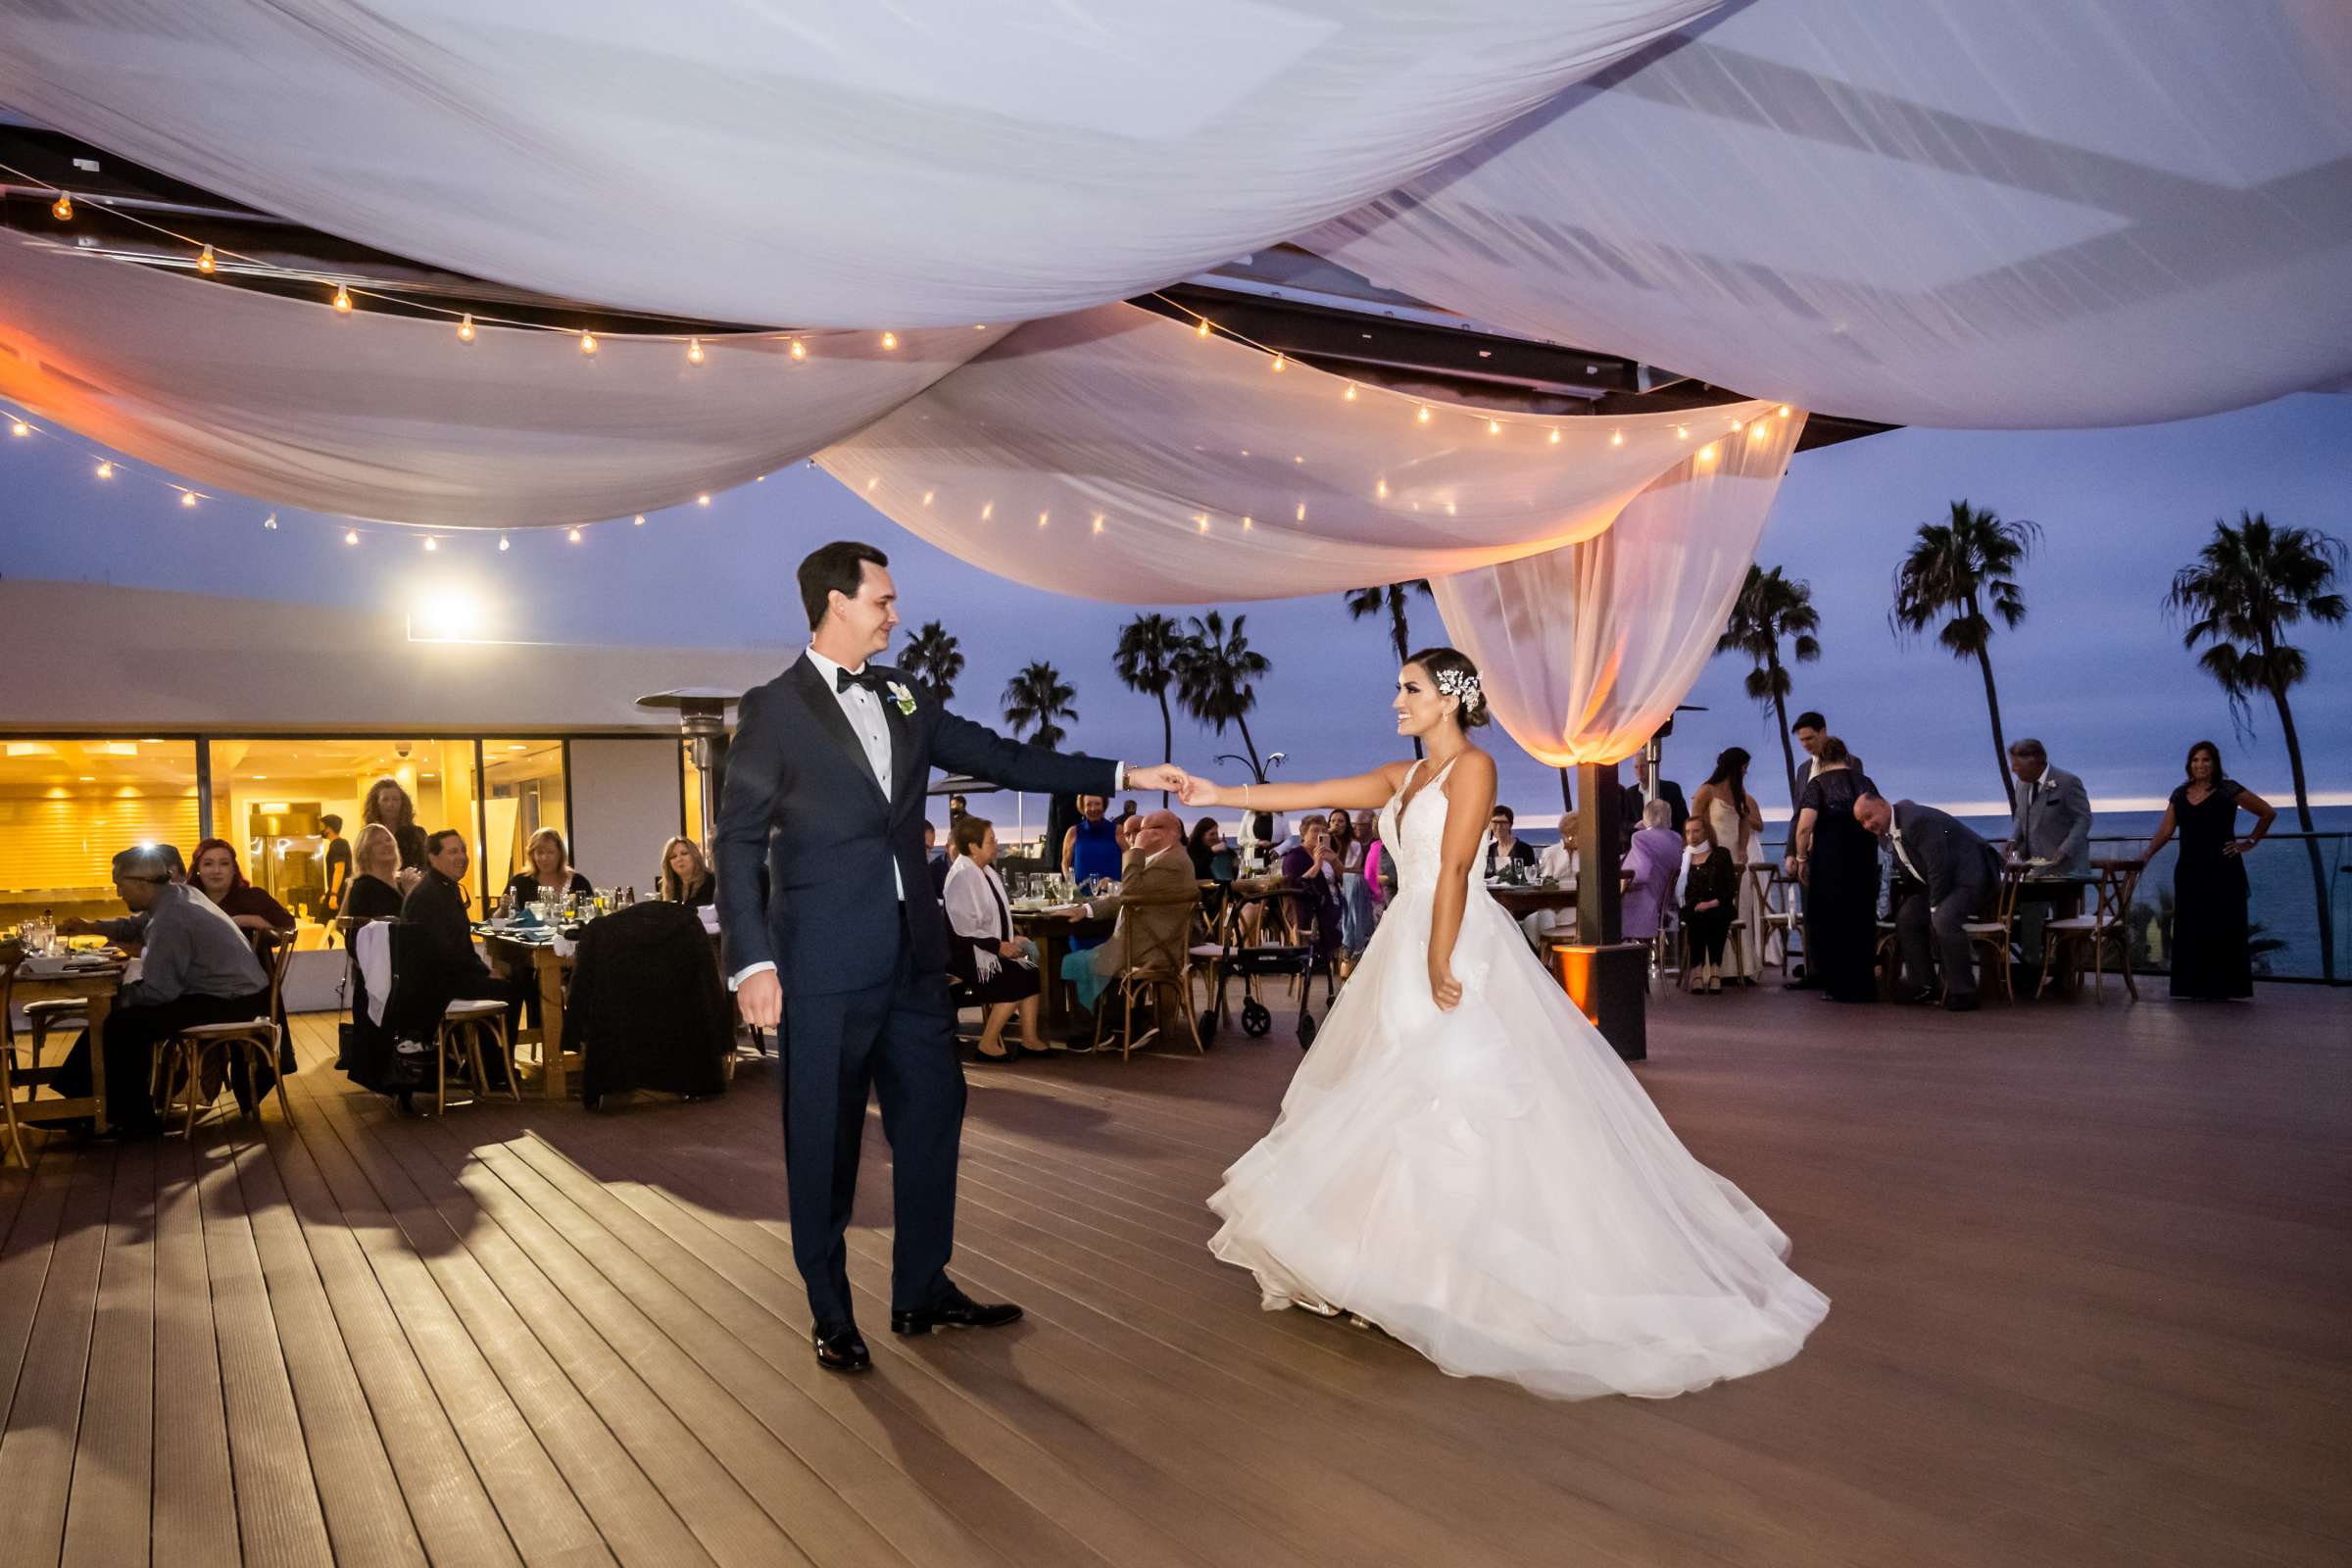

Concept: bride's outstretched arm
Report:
left=1179, top=764, right=1410, bottom=812
left=1425, top=750, right=1498, bottom=1010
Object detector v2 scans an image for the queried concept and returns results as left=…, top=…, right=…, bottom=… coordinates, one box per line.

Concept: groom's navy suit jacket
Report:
left=716, top=654, right=1118, bottom=996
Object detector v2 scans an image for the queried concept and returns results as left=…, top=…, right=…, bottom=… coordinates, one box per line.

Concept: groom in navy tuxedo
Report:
left=718, top=541, right=1188, bottom=1372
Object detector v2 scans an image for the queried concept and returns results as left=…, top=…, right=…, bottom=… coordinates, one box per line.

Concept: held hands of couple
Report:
left=1176, top=775, right=1223, bottom=808
left=1124, top=762, right=1191, bottom=795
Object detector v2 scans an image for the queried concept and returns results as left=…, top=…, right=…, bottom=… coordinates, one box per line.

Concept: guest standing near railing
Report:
left=2140, top=740, right=2276, bottom=1002
left=1786, top=740, right=1880, bottom=1004
left=1692, top=749, right=1766, bottom=985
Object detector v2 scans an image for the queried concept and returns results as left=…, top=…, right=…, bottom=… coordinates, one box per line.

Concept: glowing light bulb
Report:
left=567, top=526, right=583, bottom=543
left=9, top=420, right=27, bottom=437
left=1677, top=425, right=1690, bottom=440
left=423, top=536, right=438, bottom=552
left=881, top=332, right=898, bottom=351
left=790, top=340, right=807, bottom=360
left=1547, top=428, right=1561, bottom=446
left=864, top=477, right=878, bottom=492
left=458, top=314, right=475, bottom=343
left=981, top=502, right=994, bottom=521
left=332, top=283, right=353, bottom=314
left=1376, top=478, right=1389, bottom=499
left=687, top=337, right=706, bottom=365
left=1296, top=503, right=1306, bottom=521
left=1779, top=405, right=1791, bottom=417
left=1731, top=419, right=1743, bottom=432
left=345, top=529, right=359, bottom=545
left=696, top=493, right=710, bottom=507
left=1700, top=443, right=1718, bottom=462
left=263, top=514, right=277, bottom=530
left=51, top=191, right=74, bottom=221
left=633, top=514, right=645, bottom=525
left=1196, top=318, right=1211, bottom=339
left=1242, top=515, right=1253, bottom=530
left=1610, top=429, right=1624, bottom=447
left=499, top=533, right=511, bottom=551
left=179, top=490, right=197, bottom=508
left=579, top=331, right=599, bottom=356
left=196, top=244, right=217, bottom=274
left=1749, top=422, right=1769, bottom=442
left=1488, top=418, right=1501, bottom=435
left=1416, top=406, right=1431, bottom=424
left=1092, top=515, right=1104, bottom=533
left=1196, top=514, right=1209, bottom=532
left=95, top=461, right=114, bottom=479
left=1039, top=511, right=1051, bottom=528
left=921, top=490, right=935, bottom=507
left=1343, top=384, right=1357, bottom=402
left=1270, top=354, right=1285, bottom=372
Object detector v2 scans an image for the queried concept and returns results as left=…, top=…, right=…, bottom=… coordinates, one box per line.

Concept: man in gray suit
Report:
left=1855, top=793, right=2002, bottom=1011
left=2004, top=738, right=2092, bottom=966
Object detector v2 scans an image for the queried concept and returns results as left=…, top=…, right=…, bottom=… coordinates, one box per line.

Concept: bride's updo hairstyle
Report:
left=1403, top=646, right=1492, bottom=729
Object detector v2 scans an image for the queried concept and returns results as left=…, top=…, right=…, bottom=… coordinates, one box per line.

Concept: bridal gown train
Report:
left=1208, top=757, right=1830, bottom=1399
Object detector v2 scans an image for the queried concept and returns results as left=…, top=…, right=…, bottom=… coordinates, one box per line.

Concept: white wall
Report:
left=566, top=737, right=684, bottom=888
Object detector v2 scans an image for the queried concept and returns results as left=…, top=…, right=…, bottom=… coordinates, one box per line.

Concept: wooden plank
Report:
left=0, top=1147, right=73, bottom=1440
left=0, top=1147, right=113, bottom=1565
left=223, top=1118, right=428, bottom=1566
left=62, top=1139, right=156, bottom=1568
left=151, top=1133, right=239, bottom=1568
left=193, top=1122, right=338, bottom=1567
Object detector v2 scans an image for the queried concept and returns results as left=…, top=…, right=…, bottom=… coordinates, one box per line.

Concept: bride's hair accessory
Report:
left=1434, top=667, right=1484, bottom=716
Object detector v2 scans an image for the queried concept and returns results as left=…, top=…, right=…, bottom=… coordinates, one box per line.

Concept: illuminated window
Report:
left=483, top=741, right=567, bottom=888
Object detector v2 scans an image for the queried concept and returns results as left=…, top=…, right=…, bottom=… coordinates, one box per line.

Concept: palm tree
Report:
left=2165, top=512, right=2346, bottom=982
left=1891, top=501, right=2042, bottom=810
left=1345, top=579, right=1433, bottom=756
left=1173, top=611, right=1271, bottom=780
left=1001, top=662, right=1078, bottom=752
left=896, top=619, right=963, bottom=702
left=1114, top=612, right=1185, bottom=804
left=1716, top=564, right=1822, bottom=808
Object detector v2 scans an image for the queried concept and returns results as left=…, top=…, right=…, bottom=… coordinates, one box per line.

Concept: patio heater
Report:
left=635, top=688, right=740, bottom=855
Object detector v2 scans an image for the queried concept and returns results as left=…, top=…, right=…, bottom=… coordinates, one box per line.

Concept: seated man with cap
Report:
left=53, top=844, right=270, bottom=1137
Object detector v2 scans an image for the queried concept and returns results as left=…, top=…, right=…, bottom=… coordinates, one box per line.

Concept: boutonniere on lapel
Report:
left=885, top=680, right=918, bottom=717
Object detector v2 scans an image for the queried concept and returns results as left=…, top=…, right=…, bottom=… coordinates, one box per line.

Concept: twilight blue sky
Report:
left=4, top=390, right=2347, bottom=820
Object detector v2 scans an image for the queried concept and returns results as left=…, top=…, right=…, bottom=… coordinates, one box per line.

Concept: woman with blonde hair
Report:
left=341, top=822, right=406, bottom=922
left=361, top=776, right=429, bottom=871
left=661, top=836, right=716, bottom=907
left=505, top=826, right=592, bottom=908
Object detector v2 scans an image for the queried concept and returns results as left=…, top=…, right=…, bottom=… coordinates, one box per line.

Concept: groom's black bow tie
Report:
left=836, top=666, right=887, bottom=696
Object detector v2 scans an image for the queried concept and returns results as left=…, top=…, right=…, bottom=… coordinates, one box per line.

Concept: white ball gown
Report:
left=1208, top=756, right=1830, bottom=1399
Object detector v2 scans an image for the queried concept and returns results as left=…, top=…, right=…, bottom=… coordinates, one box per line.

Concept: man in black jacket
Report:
left=1855, top=794, right=2001, bottom=1010
left=718, top=540, right=1190, bottom=1374
left=402, top=830, right=526, bottom=1058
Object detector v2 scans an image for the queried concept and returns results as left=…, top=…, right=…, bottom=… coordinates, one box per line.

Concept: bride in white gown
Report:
left=1184, top=649, right=1829, bottom=1399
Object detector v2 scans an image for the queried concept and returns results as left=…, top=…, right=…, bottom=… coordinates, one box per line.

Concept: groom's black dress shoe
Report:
left=891, top=1287, right=1023, bottom=1336
left=812, top=1321, right=872, bottom=1374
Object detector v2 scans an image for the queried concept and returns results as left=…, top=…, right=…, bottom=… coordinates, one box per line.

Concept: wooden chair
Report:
left=159, top=928, right=301, bottom=1140
left=0, top=949, right=31, bottom=1167
left=2038, top=861, right=2143, bottom=1003
left=1962, top=868, right=2029, bottom=1004
left=1090, top=888, right=1206, bottom=1060
left=433, top=999, right=521, bottom=1115
left=1749, top=862, right=1801, bottom=974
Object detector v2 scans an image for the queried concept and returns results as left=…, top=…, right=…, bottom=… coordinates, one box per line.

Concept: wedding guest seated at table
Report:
left=191, top=838, right=297, bottom=942
left=1521, top=813, right=1581, bottom=949
left=1621, top=800, right=1683, bottom=945
left=59, top=840, right=187, bottom=951
left=1678, top=816, right=1740, bottom=995
left=1280, top=815, right=1345, bottom=966
left=505, top=827, right=594, bottom=911
left=340, top=824, right=406, bottom=923
left=1059, top=810, right=1196, bottom=1022
left=406, top=830, right=527, bottom=1067
left=942, top=814, right=1041, bottom=1061
left=1187, top=816, right=1234, bottom=883
left=1484, top=804, right=1540, bottom=878
left=52, top=845, right=270, bottom=1139
left=363, top=775, right=431, bottom=873
left=660, top=835, right=717, bottom=908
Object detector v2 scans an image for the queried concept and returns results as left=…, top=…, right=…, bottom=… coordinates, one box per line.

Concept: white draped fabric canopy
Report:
left=1434, top=412, right=1806, bottom=765
left=0, top=236, right=989, bottom=528
left=1310, top=0, right=2352, bottom=427
left=816, top=303, right=1778, bottom=601
left=0, top=0, right=1716, bottom=328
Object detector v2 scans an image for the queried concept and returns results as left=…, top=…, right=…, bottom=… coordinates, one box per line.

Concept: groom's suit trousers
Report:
left=781, top=906, right=962, bottom=1327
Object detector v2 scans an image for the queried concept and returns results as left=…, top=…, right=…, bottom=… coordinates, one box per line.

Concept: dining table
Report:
left=4, top=951, right=128, bottom=1151
left=475, top=925, right=579, bottom=1100
left=1006, top=905, right=1115, bottom=1044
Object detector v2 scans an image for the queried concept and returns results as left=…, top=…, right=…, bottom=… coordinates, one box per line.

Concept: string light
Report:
left=50, top=191, right=72, bottom=221
left=95, top=461, right=114, bottom=479
left=1749, top=422, right=1769, bottom=442
left=1270, top=354, right=1285, bottom=372
left=567, top=526, right=583, bottom=543
left=1196, top=514, right=1209, bottom=532
left=1343, top=384, right=1357, bottom=402
left=196, top=244, right=216, bottom=274
left=1731, top=418, right=1743, bottom=432
left=1779, top=405, right=1791, bottom=417
left=499, top=533, right=511, bottom=551
left=263, top=514, right=277, bottom=530
left=9, top=420, right=27, bottom=437
left=696, top=493, right=710, bottom=507
left=344, top=528, right=359, bottom=545
left=865, top=476, right=878, bottom=492
left=1488, top=418, right=1501, bottom=435
left=921, top=490, right=935, bottom=507
left=687, top=336, right=706, bottom=365
left=1677, top=425, right=1690, bottom=440
left=1376, top=478, right=1389, bottom=499
left=1242, top=515, right=1253, bottom=530
left=331, top=283, right=353, bottom=314
left=458, top=314, right=475, bottom=343
left=633, top=514, right=645, bottom=525
left=1196, top=318, right=1211, bottom=339
left=178, top=490, right=197, bottom=508
left=1700, top=442, right=1718, bottom=462
left=1611, top=430, right=1624, bottom=446
left=1039, top=511, right=1051, bottom=528
left=1092, top=514, right=1104, bottom=533
left=790, top=340, right=807, bottom=361
left=881, top=332, right=898, bottom=351
left=1416, top=406, right=1432, bottom=423
left=1547, top=428, right=1561, bottom=446
left=579, top=331, right=598, bottom=356
left=422, top=536, right=438, bottom=552
left=981, top=502, right=994, bottom=520
left=1295, top=502, right=1306, bottom=521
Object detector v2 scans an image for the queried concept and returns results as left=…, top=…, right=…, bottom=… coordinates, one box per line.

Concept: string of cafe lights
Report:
left=2, top=395, right=761, bottom=551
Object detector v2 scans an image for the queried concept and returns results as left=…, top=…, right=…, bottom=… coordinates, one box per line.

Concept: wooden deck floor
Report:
left=1, top=980, right=2347, bottom=1567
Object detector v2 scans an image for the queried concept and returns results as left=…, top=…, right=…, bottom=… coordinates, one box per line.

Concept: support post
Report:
left=1574, top=760, right=1623, bottom=946
left=1563, top=759, right=1645, bottom=1060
